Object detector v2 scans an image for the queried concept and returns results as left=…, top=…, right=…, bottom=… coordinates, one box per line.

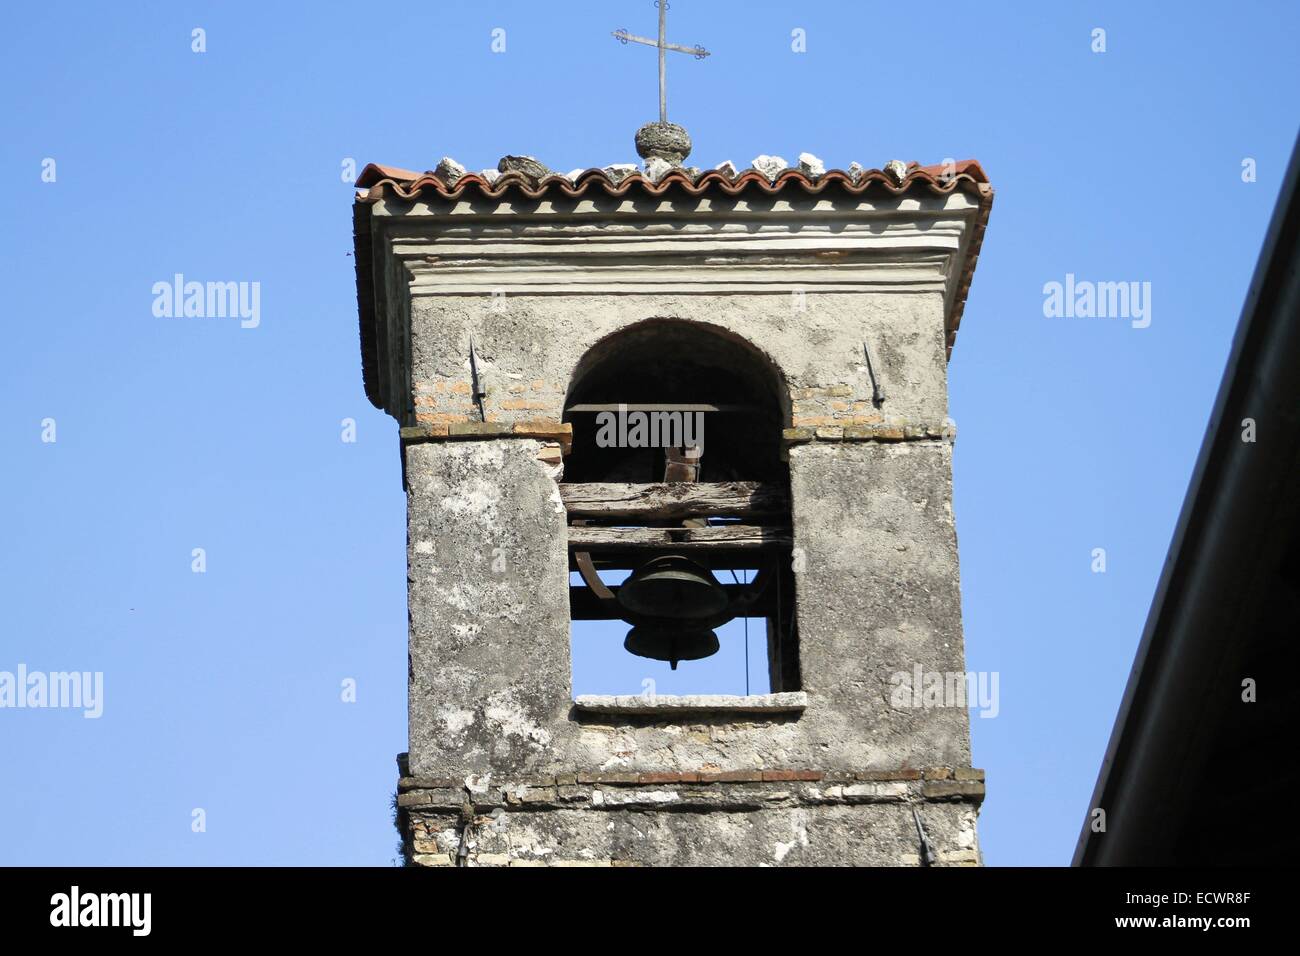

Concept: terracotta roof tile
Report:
left=354, top=159, right=990, bottom=202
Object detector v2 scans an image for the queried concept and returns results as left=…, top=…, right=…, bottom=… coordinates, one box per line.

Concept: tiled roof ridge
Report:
left=354, top=158, right=991, bottom=202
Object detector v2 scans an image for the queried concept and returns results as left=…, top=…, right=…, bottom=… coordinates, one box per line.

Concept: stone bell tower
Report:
left=352, top=131, right=993, bottom=866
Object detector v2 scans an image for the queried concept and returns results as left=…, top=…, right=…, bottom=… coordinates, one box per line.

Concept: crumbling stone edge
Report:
left=398, top=421, right=953, bottom=456
left=783, top=421, right=956, bottom=445
left=397, top=767, right=987, bottom=812
left=401, top=422, right=572, bottom=460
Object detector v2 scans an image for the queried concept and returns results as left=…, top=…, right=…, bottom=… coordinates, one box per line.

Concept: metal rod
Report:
left=913, top=807, right=937, bottom=866
left=742, top=570, right=750, bottom=696
left=728, top=568, right=749, bottom=695
left=658, top=1, right=666, bottom=122
left=468, top=336, right=487, bottom=421
left=610, top=0, right=709, bottom=122
left=610, top=31, right=705, bottom=57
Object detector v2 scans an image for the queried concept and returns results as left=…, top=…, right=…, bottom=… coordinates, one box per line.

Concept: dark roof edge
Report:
left=1072, top=133, right=1300, bottom=865
left=353, top=200, right=383, bottom=411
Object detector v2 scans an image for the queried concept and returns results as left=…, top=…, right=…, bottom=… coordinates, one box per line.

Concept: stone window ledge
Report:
left=573, top=692, right=808, bottom=717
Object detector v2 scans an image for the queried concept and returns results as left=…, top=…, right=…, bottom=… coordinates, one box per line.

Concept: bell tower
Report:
left=352, top=142, right=993, bottom=866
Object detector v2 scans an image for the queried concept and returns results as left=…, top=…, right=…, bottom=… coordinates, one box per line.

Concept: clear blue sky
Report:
left=1, top=1, right=1296, bottom=866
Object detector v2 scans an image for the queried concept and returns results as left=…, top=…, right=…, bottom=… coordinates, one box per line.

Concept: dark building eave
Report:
left=1074, top=135, right=1300, bottom=865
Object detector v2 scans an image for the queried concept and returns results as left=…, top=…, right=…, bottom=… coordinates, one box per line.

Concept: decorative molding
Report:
left=374, top=190, right=981, bottom=300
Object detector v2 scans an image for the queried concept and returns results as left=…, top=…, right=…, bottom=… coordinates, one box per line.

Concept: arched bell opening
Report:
left=561, top=319, right=799, bottom=694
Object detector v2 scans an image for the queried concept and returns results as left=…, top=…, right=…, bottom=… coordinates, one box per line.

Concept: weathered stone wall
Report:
left=392, top=218, right=982, bottom=865
left=405, top=439, right=571, bottom=778
left=788, top=441, right=973, bottom=769
left=404, top=433, right=971, bottom=780
left=405, top=292, right=951, bottom=432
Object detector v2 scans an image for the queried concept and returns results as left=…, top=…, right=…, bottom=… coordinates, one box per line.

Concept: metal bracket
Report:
left=912, top=806, right=936, bottom=866
left=468, top=336, right=487, bottom=422
left=863, top=341, right=886, bottom=408
left=574, top=547, right=616, bottom=602
left=455, top=799, right=476, bottom=868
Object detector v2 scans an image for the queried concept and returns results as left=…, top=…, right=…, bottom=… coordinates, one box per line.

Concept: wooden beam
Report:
left=569, top=584, right=774, bottom=621
left=560, top=482, right=787, bottom=520
left=569, top=551, right=775, bottom=572
left=565, top=403, right=757, bottom=414
left=566, top=524, right=791, bottom=550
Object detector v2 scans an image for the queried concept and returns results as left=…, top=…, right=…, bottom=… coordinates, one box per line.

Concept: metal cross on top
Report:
left=612, top=1, right=710, bottom=124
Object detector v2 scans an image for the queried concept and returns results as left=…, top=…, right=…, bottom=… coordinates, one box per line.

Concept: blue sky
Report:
left=1, top=1, right=1296, bottom=866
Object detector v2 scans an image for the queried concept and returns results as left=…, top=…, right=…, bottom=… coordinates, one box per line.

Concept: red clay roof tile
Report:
left=354, top=159, right=990, bottom=202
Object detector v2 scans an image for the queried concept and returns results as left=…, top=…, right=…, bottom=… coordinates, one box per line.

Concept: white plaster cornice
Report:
left=371, top=191, right=982, bottom=302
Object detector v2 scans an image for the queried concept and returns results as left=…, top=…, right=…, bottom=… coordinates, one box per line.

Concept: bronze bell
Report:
left=616, top=555, right=729, bottom=669
left=616, top=555, right=728, bottom=620
left=624, top=626, right=720, bottom=670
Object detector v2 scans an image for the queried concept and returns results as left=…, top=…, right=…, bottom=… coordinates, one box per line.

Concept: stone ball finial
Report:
left=635, top=121, right=692, bottom=165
